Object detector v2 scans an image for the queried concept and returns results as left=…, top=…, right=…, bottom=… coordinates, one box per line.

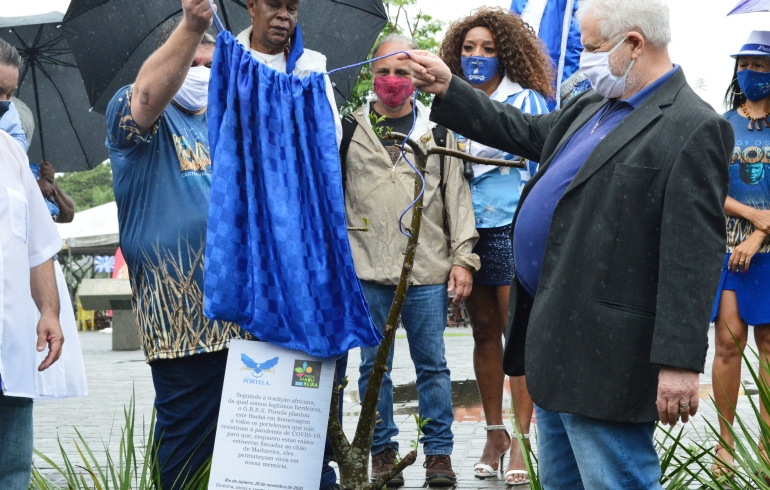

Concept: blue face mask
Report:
left=461, top=56, right=500, bottom=85
left=0, top=100, right=10, bottom=120
left=738, top=69, right=770, bottom=102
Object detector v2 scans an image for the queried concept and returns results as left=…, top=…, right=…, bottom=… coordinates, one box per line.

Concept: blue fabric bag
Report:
left=205, top=30, right=382, bottom=358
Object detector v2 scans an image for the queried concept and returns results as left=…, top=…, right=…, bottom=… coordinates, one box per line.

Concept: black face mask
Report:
left=0, top=100, right=10, bottom=120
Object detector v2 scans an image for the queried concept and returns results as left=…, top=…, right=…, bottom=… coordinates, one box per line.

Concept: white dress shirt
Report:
left=0, top=131, right=62, bottom=398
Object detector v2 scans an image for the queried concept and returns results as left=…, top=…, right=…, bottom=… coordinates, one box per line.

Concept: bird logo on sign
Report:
left=241, top=354, right=279, bottom=378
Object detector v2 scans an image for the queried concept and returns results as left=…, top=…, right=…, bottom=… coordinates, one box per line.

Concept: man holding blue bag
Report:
left=105, top=0, right=343, bottom=488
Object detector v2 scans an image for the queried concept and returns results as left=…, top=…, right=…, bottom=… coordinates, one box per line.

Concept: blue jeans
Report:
left=0, top=392, right=33, bottom=490
left=150, top=349, right=229, bottom=490
left=320, top=353, right=348, bottom=490
left=535, top=405, right=662, bottom=490
left=358, top=281, right=453, bottom=456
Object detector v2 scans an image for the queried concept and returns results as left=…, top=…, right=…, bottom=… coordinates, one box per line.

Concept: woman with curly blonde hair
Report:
left=439, top=7, right=554, bottom=487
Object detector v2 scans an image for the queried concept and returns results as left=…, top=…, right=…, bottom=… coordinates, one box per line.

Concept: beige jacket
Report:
left=344, top=100, right=480, bottom=286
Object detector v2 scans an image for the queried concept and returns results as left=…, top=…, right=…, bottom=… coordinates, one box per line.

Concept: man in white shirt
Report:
left=0, top=127, right=64, bottom=487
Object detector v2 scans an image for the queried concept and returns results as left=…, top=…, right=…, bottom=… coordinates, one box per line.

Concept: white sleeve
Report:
left=324, top=74, right=342, bottom=149
left=16, top=149, right=62, bottom=267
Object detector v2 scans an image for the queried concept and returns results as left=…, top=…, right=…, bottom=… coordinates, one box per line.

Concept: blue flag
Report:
left=511, top=0, right=583, bottom=108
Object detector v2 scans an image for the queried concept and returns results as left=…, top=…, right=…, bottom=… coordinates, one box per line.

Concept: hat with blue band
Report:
left=732, top=30, right=770, bottom=58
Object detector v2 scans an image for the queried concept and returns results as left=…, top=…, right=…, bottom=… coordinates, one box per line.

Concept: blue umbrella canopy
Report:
left=728, top=0, right=770, bottom=15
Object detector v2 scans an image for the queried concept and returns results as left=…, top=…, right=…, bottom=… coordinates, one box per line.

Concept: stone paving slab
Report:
left=32, top=327, right=763, bottom=488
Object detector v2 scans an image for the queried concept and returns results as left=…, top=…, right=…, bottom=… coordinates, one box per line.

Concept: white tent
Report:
left=56, top=201, right=119, bottom=255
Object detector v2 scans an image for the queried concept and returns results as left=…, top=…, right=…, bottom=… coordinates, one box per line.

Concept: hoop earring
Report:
left=731, top=78, right=744, bottom=96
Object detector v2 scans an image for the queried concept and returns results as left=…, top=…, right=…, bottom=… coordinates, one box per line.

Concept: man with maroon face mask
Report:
left=340, top=35, right=479, bottom=488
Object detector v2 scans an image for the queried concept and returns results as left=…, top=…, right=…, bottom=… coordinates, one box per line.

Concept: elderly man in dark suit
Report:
left=403, top=0, right=733, bottom=487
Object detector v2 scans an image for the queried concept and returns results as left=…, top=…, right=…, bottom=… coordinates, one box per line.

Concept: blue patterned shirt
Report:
left=456, top=78, right=549, bottom=228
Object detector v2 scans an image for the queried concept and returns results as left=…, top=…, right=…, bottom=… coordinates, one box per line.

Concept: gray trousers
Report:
left=0, top=392, right=34, bottom=490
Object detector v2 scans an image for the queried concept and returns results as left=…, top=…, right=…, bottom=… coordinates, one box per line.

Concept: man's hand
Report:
left=182, top=0, right=215, bottom=33
left=657, top=366, right=699, bottom=427
left=36, top=312, right=63, bottom=371
left=448, top=265, right=473, bottom=305
left=398, top=50, right=452, bottom=99
left=30, top=258, right=61, bottom=370
left=39, top=160, right=56, bottom=184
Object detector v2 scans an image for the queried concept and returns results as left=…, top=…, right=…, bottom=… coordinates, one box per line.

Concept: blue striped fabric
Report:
left=503, top=89, right=549, bottom=176
left=463, top=85, right=549, bottom=228
left=510, top=0, right=583, bottom=109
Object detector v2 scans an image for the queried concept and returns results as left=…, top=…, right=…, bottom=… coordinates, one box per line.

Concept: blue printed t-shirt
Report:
left=105, top=86, right=249, bottom=362
left=724, top=109, right=770, bottom=254
left=456, top=80, right=549, bottom=228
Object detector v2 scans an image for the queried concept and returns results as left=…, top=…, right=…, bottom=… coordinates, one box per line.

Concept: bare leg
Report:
left=498, top=284, right=534, bottom=484
left=753, top=324, right=770, bottom=463
left=466, top=285, right=510, bottom=474
left=712, top=290, right=748, bottom=472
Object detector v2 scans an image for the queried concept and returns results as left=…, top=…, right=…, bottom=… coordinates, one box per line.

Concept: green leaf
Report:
left=295, top=367, right=304, bottom=373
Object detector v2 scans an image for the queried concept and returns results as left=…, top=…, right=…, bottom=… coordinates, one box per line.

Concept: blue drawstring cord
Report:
left=207, top=0, right=225, bottom=32
left=205, top=1, right=422, bottom=237
left=396, top=89, right=424, bottom=238
left=325, top=50, right=410, bottom=76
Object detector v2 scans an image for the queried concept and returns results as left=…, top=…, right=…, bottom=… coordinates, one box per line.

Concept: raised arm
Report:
left=130, top=0, right=214, bottom=133
left=403, top=50, right=555, bottom=163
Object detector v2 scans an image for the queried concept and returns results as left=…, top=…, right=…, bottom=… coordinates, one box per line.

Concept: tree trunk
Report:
left=327, top=133, right=517, bottom=489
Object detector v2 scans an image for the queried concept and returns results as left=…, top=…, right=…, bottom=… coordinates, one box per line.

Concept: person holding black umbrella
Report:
left=104, top=1, right=252, bottom=488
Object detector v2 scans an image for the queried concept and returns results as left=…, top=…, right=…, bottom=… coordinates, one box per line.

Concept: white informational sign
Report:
left=208, top=339, right=335, bottom=490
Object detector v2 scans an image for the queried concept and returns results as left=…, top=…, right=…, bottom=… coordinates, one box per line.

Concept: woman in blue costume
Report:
left=712, top=30, right=770, bottom=478
left=438, top=8, right=553, bottom=486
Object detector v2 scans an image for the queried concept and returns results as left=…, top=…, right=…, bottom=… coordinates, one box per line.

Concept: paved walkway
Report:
left=32, top=327, right=762, bottom=488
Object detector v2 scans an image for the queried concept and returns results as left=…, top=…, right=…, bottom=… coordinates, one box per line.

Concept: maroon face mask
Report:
left=373, top=76, right=414, bottom=108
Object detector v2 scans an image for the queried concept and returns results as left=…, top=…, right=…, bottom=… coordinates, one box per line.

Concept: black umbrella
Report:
left=0, top=22, right=107, bottom=171
left=62, top=0, right=387, bottom=114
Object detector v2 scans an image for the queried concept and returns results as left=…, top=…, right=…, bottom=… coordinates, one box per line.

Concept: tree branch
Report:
left=368, top=451, right=418, bottom=490
left=411, top=10, right=422, bottom=39
left=404, top=10, right=413, bottom=36
left=429, top=147, right=527, bottom=168
left=386, top=131, right=526, bottom=168
left=327, top=370, right=350, bottom=465
left=351, top=135, right=427, bottom=461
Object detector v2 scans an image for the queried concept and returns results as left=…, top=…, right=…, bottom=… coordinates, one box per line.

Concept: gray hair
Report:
left=154, top=16, right=217, bottom=51
left=0, top=38, right=22, bottom=71
left=576, top=0, right=671, bottom=49
left=11, top=97, right=34, bottom=145
left=372, top=34, right=417, bottom=58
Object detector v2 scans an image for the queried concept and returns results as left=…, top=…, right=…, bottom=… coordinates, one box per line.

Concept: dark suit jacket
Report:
left=431, top=69, right=733, bottom=422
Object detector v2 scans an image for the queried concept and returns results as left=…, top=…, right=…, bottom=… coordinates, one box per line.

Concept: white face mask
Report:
left=173, top=66, right=210, bottom=112
left=579, top=38, right=635, bottom=99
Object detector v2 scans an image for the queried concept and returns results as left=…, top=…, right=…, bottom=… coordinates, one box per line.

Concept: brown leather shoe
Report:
left=424, top=454, right=457, bottom=487
left=370, top=446, right=405, bottom=488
